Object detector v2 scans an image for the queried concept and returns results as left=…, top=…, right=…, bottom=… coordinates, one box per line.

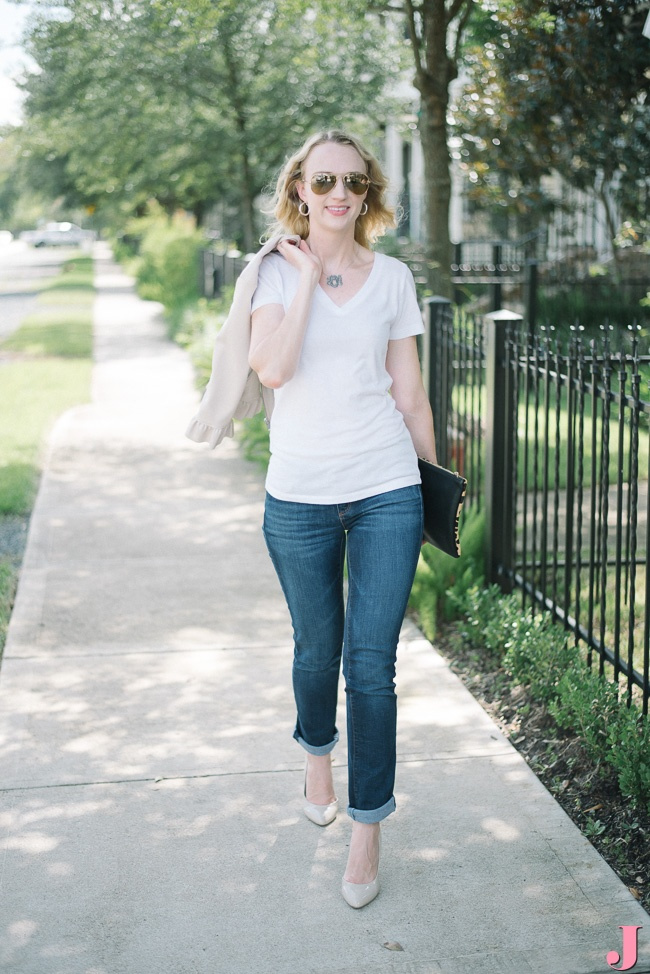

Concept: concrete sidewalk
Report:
left=0, top=245, right=647, bottom=974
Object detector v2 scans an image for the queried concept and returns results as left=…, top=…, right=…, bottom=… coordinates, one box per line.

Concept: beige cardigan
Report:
left=185, top=234, right=299, bottom=448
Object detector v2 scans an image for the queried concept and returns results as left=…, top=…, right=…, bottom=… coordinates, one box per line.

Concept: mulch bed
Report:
left=432, top=619, right=650, bottom=917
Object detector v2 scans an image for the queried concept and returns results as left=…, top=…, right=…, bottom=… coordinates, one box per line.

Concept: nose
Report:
left=330, top=175, right=349, bottom=197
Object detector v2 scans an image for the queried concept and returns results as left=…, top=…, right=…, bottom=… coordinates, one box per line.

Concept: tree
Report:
left=369, top=0, right=474, bottom=295
left=16, top=0, right=400, bottom=248
left=404, top=0, right=474, bottom=295
left=452, top=1, right=650, bottom=255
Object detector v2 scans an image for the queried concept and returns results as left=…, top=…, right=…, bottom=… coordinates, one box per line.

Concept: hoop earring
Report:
left=359, top=202, right=368, bottom=216
left=298, top=201, right=309, bottom=216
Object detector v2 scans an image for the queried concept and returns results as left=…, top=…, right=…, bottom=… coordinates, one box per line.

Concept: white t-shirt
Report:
left=251, top=250, right=424, bottom=504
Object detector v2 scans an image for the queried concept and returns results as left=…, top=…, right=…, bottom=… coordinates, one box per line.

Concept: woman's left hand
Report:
left=277, top=238, right=322, bottom=280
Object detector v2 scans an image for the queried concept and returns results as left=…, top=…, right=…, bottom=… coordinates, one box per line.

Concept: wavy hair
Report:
left=265, top=130, right=396, bottom=248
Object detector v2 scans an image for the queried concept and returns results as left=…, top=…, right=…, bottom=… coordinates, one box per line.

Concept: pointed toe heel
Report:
left=303, top=758, right=338, bottom=826
left=341, top=875, right=380, bottom=909
left=303, top=798, right=339, bottom=827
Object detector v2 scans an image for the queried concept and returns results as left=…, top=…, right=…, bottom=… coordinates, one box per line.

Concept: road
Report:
left=0, top=238, right=85, bottom=340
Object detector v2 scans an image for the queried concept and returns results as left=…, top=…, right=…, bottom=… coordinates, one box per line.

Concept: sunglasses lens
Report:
left=345, top=174, right=370, bottom=195
left=311, top=174, right=336, bottom=194
left=308, top=173, right=369, bottom=195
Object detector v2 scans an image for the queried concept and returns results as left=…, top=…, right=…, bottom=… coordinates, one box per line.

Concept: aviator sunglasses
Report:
left=306, top=171, right=371, bottom=196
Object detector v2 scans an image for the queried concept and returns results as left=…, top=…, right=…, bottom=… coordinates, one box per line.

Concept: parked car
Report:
left=20, top=222, right=96, bottom=247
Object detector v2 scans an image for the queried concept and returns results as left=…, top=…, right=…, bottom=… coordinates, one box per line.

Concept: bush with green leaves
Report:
left=453, top=585, right=522, bottom=655
left=503, top=614, right=581, bottom=704
left=174, top=289, right=270, bottom=465
left=120, top=205, right=205, bottom=329
left=551, top=667, right=650, bottom=810
left=549, top=666, right=622, bottom=764
left=607, top=706, right=650, bottom=810
left=175, top=294, right=233, bottom=391
left=454, top=582, right=650, bottom=811
left=409, top=508, right=486, bottom=641
left=238, top=413, right=271, bottom=469
left=456, top=585, right=580, bottom=702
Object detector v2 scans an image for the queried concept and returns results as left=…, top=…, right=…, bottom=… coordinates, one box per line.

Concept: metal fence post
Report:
left=198, top=250, right=208, bottom=298
left=491, top=243, right=503, bottom=312
left=452, top=242, right=464, bottom=306
left=484, top=309, right=522, bottom=589
left=422, top=296, right=452, bottom=466
left=525, top=259, right=538, bottom=336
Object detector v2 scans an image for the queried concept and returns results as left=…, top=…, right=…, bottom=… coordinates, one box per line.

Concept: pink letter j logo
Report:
left=607, top=926, right=642, bottom=972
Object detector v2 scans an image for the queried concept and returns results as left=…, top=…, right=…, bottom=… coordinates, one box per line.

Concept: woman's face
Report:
left=297, top=142, right=368, bottom=235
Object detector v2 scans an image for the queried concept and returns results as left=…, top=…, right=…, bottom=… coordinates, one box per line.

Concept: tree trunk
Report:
left=238, top=147, right=256, bottom=254
left=404, top=0, right=472, bottom=299
left=222, top=34, right=256, bottom=253
left=193, top=201, right=205, bottom=227
left=419, top=88, right=453, bottom=297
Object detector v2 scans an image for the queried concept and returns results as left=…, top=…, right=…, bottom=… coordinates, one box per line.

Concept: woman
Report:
left=249, top=130, right=437, bottom=909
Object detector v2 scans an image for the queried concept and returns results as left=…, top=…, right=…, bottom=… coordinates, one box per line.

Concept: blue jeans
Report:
left=262, top=485, right=423, bottom=823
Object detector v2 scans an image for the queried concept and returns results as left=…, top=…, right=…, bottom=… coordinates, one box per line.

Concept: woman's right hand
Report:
left=276, top=238, right=321, bottom=281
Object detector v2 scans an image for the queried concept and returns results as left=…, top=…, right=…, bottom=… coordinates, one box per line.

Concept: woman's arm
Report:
left=248, top=239, right=321, bottom=389
left=386, top=336, right=438, bottom=463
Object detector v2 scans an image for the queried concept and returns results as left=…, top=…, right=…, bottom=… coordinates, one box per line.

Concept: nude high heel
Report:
left=341, top=873, right=380, bottom=909
left=303, top=760, right=338, bottom=827
left=341, top=830, right=380, bottom=908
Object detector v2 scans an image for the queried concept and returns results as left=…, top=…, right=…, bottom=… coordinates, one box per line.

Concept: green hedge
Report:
left=457, top=585, right=650, bottom=812
left=116, top=205, right=205, bottom=334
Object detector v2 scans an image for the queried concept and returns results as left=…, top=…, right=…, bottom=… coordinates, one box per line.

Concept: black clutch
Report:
left=418, top=457, right=468, bottom=558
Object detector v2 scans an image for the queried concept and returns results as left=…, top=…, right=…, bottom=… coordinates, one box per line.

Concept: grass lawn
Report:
left=0, top=358, right=92, bottom=513
left=0, top=560, right=15, bottom=656
left=0, top=253, right=94, bottom=658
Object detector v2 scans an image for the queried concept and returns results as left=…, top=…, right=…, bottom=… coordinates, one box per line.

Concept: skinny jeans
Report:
left=262, top=485, right=423, bottom=823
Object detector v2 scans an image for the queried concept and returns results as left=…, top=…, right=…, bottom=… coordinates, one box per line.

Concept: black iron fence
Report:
left=425, top=297, right=650, bottom=714
left=199, top=248, right=248, bottom=298
left=420, top=235, right=649, bottom=333
left=196, top=245, right=650, bottom=711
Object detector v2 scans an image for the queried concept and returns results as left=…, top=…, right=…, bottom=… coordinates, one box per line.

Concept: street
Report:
left=0, top=238, right=83, bottom=340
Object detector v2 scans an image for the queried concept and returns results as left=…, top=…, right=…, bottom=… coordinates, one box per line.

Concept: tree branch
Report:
left=404, top=0, right=425, bottom=83
left=453, top=0, right=473, bottom=64
left=366, top=0, right=407, bottom=11
left=446, top=0, right=469, bottom=27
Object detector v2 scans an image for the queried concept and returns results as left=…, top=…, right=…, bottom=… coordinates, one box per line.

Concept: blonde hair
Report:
left=266, top=130, right=396, bottom=248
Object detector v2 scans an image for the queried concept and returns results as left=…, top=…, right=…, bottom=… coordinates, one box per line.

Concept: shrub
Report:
left=549, top=667, right=622, bottom=765
left=455, top=586, right=526, bottom=656
left=174, top=290, right=270, bottom=465
left=550, top=667, right=650, bottom=811
left=503, top=615, right=581, bottom=704
left=409, top=508, right=485, bottom=641
left=456, top=584, right=580, bottom=702
left=120, top=204, right=206, bottom=329
left=175, top=293, right=233, bottom=392
left=139, top=226, right=204, bottom=319
left=452, top=574, right=650, bottom=811
left=607, top=706, right=650, bottom=812
left=538, top=292, right=644, bottom=334
left=238, top=413, right=271, bottom=469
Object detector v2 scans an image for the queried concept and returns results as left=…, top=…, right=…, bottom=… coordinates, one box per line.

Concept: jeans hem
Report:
left=347, top=795, right=395, bottom=823
left=294, top=730, right=339, bottom=755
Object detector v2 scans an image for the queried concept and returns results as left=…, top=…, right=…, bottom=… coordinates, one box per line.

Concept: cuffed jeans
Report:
left=262, top=485, right=423, bottom=823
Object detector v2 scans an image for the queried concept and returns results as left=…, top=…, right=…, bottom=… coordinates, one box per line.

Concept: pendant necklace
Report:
left=324, top=252, right=356, bottom=289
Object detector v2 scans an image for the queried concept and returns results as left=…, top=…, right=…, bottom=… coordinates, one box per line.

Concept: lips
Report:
left=326, top=206, right=350, bottom=215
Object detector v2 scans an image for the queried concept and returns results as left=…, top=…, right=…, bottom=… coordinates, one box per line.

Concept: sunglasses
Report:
left=306, top=172, right=370, bottom=196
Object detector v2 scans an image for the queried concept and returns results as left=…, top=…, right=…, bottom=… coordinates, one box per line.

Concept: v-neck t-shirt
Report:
left=251, top=250, right=425, bottom=504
